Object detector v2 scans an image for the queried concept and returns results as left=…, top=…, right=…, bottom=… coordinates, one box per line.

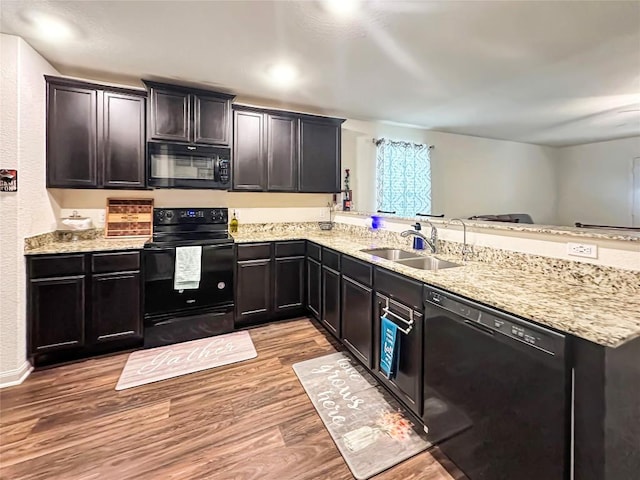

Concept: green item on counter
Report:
left=230, top=210, right=238, bottom=233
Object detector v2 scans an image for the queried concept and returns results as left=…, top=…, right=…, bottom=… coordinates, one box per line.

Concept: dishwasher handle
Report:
left=425, top=290, right=481, bottom=323
left=424, top=287, right=566, bottom=359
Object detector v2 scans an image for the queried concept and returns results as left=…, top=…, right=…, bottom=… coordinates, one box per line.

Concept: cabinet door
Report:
left=194, top=93, right=231, bottom=146
left=299, top=117, right=341, bottom=193
left=91, top=271, right=142, bottom=344
left=233, top=110, right=266, bottom=191
left=267, top=113, right=298, bottom=191
left=235, top=259, right=272, bottom=326
left=148, top=87, right=190, bottom=142
left=321, top=266, right=341, bottom=338
left=30, top=276, right=86, bottom=353
left=274, top=256, right=305, bottom=314
left=47, top=83, right=98, bottom=188
left=306, top=258, right=322, bottom=320
left=102, top=92, right=146, bottom=188
left=341, top=276, right=373, bottom=367
left=373, top=294, right=423, bottom=417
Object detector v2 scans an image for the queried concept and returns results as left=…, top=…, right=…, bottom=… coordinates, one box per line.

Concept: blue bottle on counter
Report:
left=412, top=222, right=424, bottom=250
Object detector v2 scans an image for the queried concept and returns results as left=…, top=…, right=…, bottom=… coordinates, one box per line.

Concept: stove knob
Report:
left=157, top=210, right=165, bottom=221
left=165, top=211, right=174, bottom=220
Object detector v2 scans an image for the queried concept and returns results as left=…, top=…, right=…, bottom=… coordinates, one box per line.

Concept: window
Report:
left=375, top=139, right=432, bottom=217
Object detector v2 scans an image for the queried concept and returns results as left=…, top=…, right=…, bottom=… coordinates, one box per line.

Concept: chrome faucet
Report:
left=401, top=221, right=438, bottom=253
left=449, top=218, right=473, bottom=261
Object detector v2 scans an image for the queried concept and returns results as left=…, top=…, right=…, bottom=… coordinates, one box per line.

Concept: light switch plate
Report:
left=567, top=242, right=598, bottom=259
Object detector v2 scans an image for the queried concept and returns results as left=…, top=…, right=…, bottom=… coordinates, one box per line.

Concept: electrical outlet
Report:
left=567, top=242, right=598, bottom=259
left=99, top=210, right=106, bottom=225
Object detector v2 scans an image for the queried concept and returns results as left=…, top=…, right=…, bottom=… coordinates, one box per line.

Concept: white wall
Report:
left=0, top=34, right=60, bottom=386
left=556, top=136, right=640, bottom=227
left=58, top=189, right=333, bottom=227
left=341, top=119, right=559, bottom=224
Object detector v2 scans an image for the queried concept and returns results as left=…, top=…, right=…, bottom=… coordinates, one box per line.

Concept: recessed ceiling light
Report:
left=29, top=12, right=73, bottom=41
left=322, top=0, right=362, bottom=19
left=267, top=63, right=298, bottom=88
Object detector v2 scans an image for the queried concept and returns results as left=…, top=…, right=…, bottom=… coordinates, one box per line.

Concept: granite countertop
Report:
left=232, top=230, right=640, bottom=348
left=24, top=229, right=640, bottom=348
left=24, top=237, right=150, bottom=255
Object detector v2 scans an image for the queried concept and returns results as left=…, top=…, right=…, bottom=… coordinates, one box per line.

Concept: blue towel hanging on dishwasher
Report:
left=380, top=315, right=400, bottom=379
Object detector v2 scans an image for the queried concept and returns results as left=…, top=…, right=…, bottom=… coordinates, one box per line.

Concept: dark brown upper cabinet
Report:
left=46, top=76, right=146, bottom=189
left=102, top=91, right=146, bottom=188
left=147, top=87, right=190, bottom=142
left=267, top=113, right=298, bottom=191
left=144, top=81, right=234, bottom=147
left=233, top=108, right=266, bottom=191
left=47, top=81, right=98, bottom=188
left=299, top=116, right=343, bottom=193
left=232, top=105, right=344, bottom=193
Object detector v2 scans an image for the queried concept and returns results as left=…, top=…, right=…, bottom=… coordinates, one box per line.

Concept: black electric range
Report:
left=143, top=207, right=235, bottom=347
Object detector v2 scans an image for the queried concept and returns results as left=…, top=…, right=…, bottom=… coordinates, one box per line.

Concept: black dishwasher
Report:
left=423, top=286, right=569, bottom=480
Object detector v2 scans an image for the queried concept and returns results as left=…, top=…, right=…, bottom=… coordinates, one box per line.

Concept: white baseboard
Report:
left=0, top=360, right=33, bottom=389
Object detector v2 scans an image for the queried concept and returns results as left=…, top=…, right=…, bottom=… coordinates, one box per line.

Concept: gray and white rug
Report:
left=116, top=331, right=257, bottom=390
left=293, top=352, right=431, bottom=480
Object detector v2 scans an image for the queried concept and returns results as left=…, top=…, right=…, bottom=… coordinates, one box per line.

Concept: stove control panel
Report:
left=154, top=208, right=228, bottom=225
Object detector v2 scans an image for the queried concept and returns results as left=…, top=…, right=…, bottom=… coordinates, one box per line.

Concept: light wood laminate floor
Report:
left=0, top=318, right=465, bottom=480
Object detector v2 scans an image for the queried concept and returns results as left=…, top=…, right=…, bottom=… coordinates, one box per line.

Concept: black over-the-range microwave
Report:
left=147, top=142, right=231, bottom=189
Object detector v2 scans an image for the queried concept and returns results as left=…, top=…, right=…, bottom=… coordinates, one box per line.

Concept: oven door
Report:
left=147, top=142, right=231, bottom=189
left=143, top=243, right=234, bottom=320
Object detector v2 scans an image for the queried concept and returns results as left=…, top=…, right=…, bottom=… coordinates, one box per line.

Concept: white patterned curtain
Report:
left=376, top=139, right=432, bottom=217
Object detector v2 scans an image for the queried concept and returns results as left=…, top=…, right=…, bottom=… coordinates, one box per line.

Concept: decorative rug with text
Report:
left=293, top=352, right=431, bottom=480
left=115, top=330, right=257, bottom=391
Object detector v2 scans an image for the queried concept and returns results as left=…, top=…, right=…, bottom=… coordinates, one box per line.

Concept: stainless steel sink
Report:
left=394, top=256, right=461, bottom=271
left=360, top=248, right=423, bottom=261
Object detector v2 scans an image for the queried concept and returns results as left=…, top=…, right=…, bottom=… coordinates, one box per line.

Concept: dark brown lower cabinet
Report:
left=30, top=275, right=86, bottom=353
left=321, top=266, right=341, bottom=337
left=373, top=293, right=423, bottom=417
left=91, top=271, right=142, bottom=343
left=27, top=251, right=142, bottom=366
left=306, top=258, right=322, bottom=320
left=341, top=275, right=373, bottom=367
left=274, top=256, right=305, bottom=314
left=235, top=259, right=272, bottom=326
left=235, top=241, right=306, bottom=327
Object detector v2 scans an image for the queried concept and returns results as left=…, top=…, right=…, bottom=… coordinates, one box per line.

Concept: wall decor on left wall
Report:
left=0, top=169, right=18, bottom=192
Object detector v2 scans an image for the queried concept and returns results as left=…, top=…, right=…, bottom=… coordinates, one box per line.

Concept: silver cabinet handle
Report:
left=382, top=307, right=414, bottom=335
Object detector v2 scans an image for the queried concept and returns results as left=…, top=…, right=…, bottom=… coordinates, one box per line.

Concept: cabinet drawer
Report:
left=307, top=242, right=322, bottom=261
left=275, top=241, right=305, bottom=258
left=341, top=255, right=372, bottom=287
left=374, top=267, right=423, bottom=310
left=237, top=243, right=272, bottom=261
left=29, top=254, right=86, bottom=279
left=92, top=251, right=140, bottom=273
left=322, top=248, right=341, bottom=271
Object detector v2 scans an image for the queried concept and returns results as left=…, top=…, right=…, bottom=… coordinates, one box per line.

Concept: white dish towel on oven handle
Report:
left=174, top=246, right=202, bottom=290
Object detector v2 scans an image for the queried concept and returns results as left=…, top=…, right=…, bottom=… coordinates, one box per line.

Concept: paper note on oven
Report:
left=174, top=246, right=202, bottom=290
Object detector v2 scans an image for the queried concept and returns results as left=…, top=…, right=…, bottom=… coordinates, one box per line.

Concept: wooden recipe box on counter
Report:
left=106, top=198, right=153, bottom=238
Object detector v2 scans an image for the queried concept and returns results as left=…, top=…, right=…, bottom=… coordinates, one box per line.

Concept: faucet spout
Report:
left=448, top=218, right=473, bottom=261
left=401, top=221, right=438, bottom=253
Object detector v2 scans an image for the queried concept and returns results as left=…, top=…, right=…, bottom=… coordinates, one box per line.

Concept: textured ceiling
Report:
left=1, top=0, right=639, bottom=146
